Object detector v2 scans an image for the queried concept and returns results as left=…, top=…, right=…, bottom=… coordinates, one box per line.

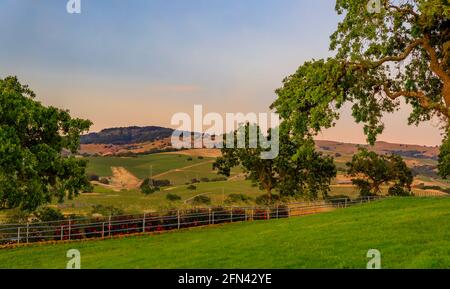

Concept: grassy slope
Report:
left=2, top=197, right=450, bottom=269
left=85, top=154, right=208, bottom=179
left=59, top=180, right=266, bottom=214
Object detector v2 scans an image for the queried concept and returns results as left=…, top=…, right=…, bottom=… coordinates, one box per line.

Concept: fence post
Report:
left=251, top=208, right=254, bottom=221
left=245, top=209, right=247, bottom=221
left=60, top=225, right=64, bottom=240
left=17, top=227, right=20, bottom=244
left=267, top=208, right=270, bottom=220
left=26, top=223, right=29, bottom=243
left=142, top=213, right=146, bottom=233
left=102, top=223, right=105, bottom=238
left=230, top=209, right=233, bottom=223
left=108, top=215, right=111, bottom=237
left=212, top=211, right=215, bottom=225
left=177, top=210, right=180, bottom=230
left=208, top=208, right=212, bottom=225
left=276, top=206, right=279, bottom=219
left=345, top=198, right=347, bottom=208
left=68, top=218, right=71, bottom=240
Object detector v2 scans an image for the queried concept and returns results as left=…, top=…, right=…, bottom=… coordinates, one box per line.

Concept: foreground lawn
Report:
left=1, top=197, right=450, bottom=269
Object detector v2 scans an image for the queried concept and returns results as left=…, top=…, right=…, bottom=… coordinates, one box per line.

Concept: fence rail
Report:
left=0, top=196, right=382, bottom=246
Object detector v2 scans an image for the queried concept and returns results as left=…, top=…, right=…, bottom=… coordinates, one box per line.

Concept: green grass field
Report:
left=57, top=180, right=267, bottom=214
left=85, top=154, right=210, bottom=180
left=2, top=197, right=449, bottom=269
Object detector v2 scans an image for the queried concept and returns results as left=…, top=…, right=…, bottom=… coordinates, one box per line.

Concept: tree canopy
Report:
left=271, top=0, right=449, bottom=174
left=0, top=76, right=92, bottom=211
left=346, top=149, right=413, bottom=196
left=213, top=124, right=336, bottom=201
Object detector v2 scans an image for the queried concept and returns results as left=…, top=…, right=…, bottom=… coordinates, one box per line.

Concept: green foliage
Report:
left=0, top=76, right=92, bottom=211
left=271, top=0, right=450, bottom=176
left=346, top=149, right=413, bottom=196
left=255, top=194, right=281, bottom=206
left=36, top=207, right=65, bottom=222
left=191, top=195, right=211, bottom=206
left=140, top=178, right=161, bottom=195
left=438, top=131, right=450, bottom=178
left=213, top=123, right=336, bottom=200
left=166, top=193, right=181, bottom=202
left=388, top=184, right=414, bottom=197
left=187, top=184, right=197, bottom=190
left=91, top=204, right=124, bottom=217
left=225, top=193, right=252, bottom=204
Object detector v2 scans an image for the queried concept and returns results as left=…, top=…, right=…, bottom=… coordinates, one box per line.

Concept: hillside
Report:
left=2, top=198, right=449, bottom=269
left=79, top=126, right=441, bottom=160
left=81, top=126, right=174, bottom=145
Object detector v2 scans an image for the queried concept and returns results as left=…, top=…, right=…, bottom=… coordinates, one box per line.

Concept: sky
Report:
left=0, top=0, right=444, bottom=146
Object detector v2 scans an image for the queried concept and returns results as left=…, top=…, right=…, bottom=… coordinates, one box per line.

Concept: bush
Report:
left=191, top=195, right=211, bottom=205
left=187, top=184, right=197, bottom=190
left=388, top=185, right=413, bottom=196
left=91, top=205, right=124, bottom=216
left=198, top=156, right=204, bottom=159
left=99, top=178, right=110, bottom=185
left=140, top=178, right=161, bottom=195
left=190, top=178, right=200, bottom=184
left=187, top=157, right=193, bottom=161
left=36, top=207, right=65, bottom=222
left=153, top=179, right=171, bottom=187
left=352, top=179, right=375, bottom=197
left=166, top=193, right=181, bottom=201
left=200, top=177, right=210, bottom=183
left=255, top=194, right=280, bottom=206
left=225, top=193, right=252, bottom=204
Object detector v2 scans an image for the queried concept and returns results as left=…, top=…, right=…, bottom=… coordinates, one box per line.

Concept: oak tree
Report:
left=0, top=76, right=92, bottom=211
left=272, top=0, right=450, bottom=175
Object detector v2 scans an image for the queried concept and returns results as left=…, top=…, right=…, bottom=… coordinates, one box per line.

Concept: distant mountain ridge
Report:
left=80, top=126, right=440, bottom=160
left=81, top=126, right=175, bottom=145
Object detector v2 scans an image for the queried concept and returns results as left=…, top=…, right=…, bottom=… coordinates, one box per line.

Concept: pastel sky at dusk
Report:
left=0, top=0, right=444, bottom=146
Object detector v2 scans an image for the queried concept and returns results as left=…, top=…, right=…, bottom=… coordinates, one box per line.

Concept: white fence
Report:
left=0, top=196, right=382, bottom=246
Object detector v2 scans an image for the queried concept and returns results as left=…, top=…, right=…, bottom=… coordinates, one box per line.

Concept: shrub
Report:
left=388, top=185, right=413, bottom=196
left=198, top=156, right=204, bottom=159
left=225, top=193, right=252, bottom=204
left=166, top=193, right=181, bottom=201
left=200, top=177, right=210, bottom=183
left=187, top=184, right=197, bottom=190
left=140, top=178, right=161, bottom=195
left=190, top=178, right=200, bottom=184
left=191, top=195, right=211, bottom=205
left=99, top=178, right=110, bottom=185
left=187, top=157, right=193, bottom=161
left=36, top=207, right=65, bottom=222
left=91, top=205, right=124, bottom=216
left=153, top=179, right=171, bottom=187
left=255, top=194, right=280, bottom=206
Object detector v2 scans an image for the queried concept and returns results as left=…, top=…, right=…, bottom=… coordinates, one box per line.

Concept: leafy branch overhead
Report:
left=272, top=0, right=449, bottom=150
